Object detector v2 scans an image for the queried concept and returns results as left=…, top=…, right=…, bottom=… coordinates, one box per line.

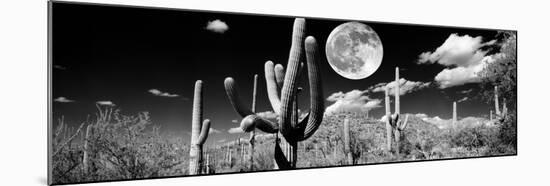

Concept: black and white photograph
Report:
left=46, top=1, right=518, bottom=185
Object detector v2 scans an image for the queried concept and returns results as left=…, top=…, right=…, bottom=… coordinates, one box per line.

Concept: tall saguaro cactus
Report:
left=224, top=18, right=324, bottom=169
left=385, top=67, right=409, bottom=156
left=82, top=124, right=93, bottom=174
left=249, top=74, right=258, bottom=170
left=188, top=80, right=212, bottom=175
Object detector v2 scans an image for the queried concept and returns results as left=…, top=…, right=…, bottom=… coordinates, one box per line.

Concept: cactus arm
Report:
left=399, top=114, right=409, bottom=130
left=191, top=80, right=203, bottom=145
left=293, top=36, right=324, bottom=141
left=274, top=64, right=285, bottom=90
left=240, top=115, right=279, bottom=133
left=224, top=77, right=255, bottom=117
left=389, top=114, right=398, bottom=128
left=264, top=61, right=282, bottom=114
left=197, top=119, right=211, bottom=145
left=279, top=18, right=306, bottom=135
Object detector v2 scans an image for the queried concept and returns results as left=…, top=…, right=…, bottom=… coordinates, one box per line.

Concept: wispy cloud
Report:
left=205, top=19, right=229, bottom=33
left=209, top=128, right=221, bottom=134
left=417, top=33, right=500, bottom=88
left=460, top=89, right=473, bottom=94
left=326, top=90, right=381, bottom=114
left=369, top=78, right=431, bottom=96
left=96, top=101, right=115, bottom=106
left=457, top=97, right=469, bottom=103
left=231, top=119, right=239, bottom=123
left=54, top=97, right=74, bottom=103
left=148, top=89, right=179, bottom=98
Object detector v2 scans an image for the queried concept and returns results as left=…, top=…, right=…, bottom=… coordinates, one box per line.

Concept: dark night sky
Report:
left=51, top=2, right=505, bottom=144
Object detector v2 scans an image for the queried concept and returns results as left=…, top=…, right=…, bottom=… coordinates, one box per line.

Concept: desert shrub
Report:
left=449, top=125, right=496, bottom=150
left=51, top=107, right=188, bottom=184
left=497, top=113, right=517, bottom=149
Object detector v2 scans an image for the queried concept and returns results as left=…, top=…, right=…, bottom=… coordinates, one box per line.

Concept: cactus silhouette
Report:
left=188, top=80, right=211, bottom=175
left=385, top=67, right=409, bottom=157
left=224, top=18, right=324, bottom=169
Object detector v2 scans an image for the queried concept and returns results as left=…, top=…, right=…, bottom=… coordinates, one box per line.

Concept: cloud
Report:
left=231, top=119, right=239, bottom=123
left=418, top=34, right=495, bottom=67
left=228, top=127, right=244, bottom=134
left=209, top=128, right=221, bottom=134
left=54, top=97, right=74, bottom=103
left=205, top=19, right=229, bottom=33
left=379, top=115, right=387, bottom=122
left=325, top=90, right=381, bottom=114
left=457, top=97, right=469, bottom=103
left=148, top=89, right=179, bottom=97
left=53, top=65, right=66, bottom=70
left=96, top=101, right=115, bottom=106
left=370, top=78, right=431, bottom=96
left=460, top=89, right=473, bottom=94
left=217, top=139, right=227, bottom=143
left=433, top=55, right=498, bottom=88
left=417, top=34, right=499, bottom=88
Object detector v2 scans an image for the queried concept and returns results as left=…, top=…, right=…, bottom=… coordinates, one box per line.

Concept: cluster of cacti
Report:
left=188, top=80, right=212, bottom=175
left=493, top=85, right=508, bottom=120
left=385, top=67, right=409, bottom=157
left=224, top=18, right=324, bottom=169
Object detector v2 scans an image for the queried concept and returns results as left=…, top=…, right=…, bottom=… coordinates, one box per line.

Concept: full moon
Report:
left=325, top=22, right=383, bottom=80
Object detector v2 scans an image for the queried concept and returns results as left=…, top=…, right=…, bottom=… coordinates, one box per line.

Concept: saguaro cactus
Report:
left=188, top=80, right=212, bottom=175
left=224, top=18, right=324, bottom=169
left=205, top=153, right=210, bottom=174
left=452, top=101, right=457, bottom=126
left=494, top=86, right=501, bottom=116
left=248, top=74, right=258, bottom=170
left=343, top=117, right=353, bottom=165
left=82, top=124, right=93, bottom=174
left=494, top=85, right=508, bottom=120
left=385, top=67, right=409, bottom=156
left=384, top=88, right=392, bottom=152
